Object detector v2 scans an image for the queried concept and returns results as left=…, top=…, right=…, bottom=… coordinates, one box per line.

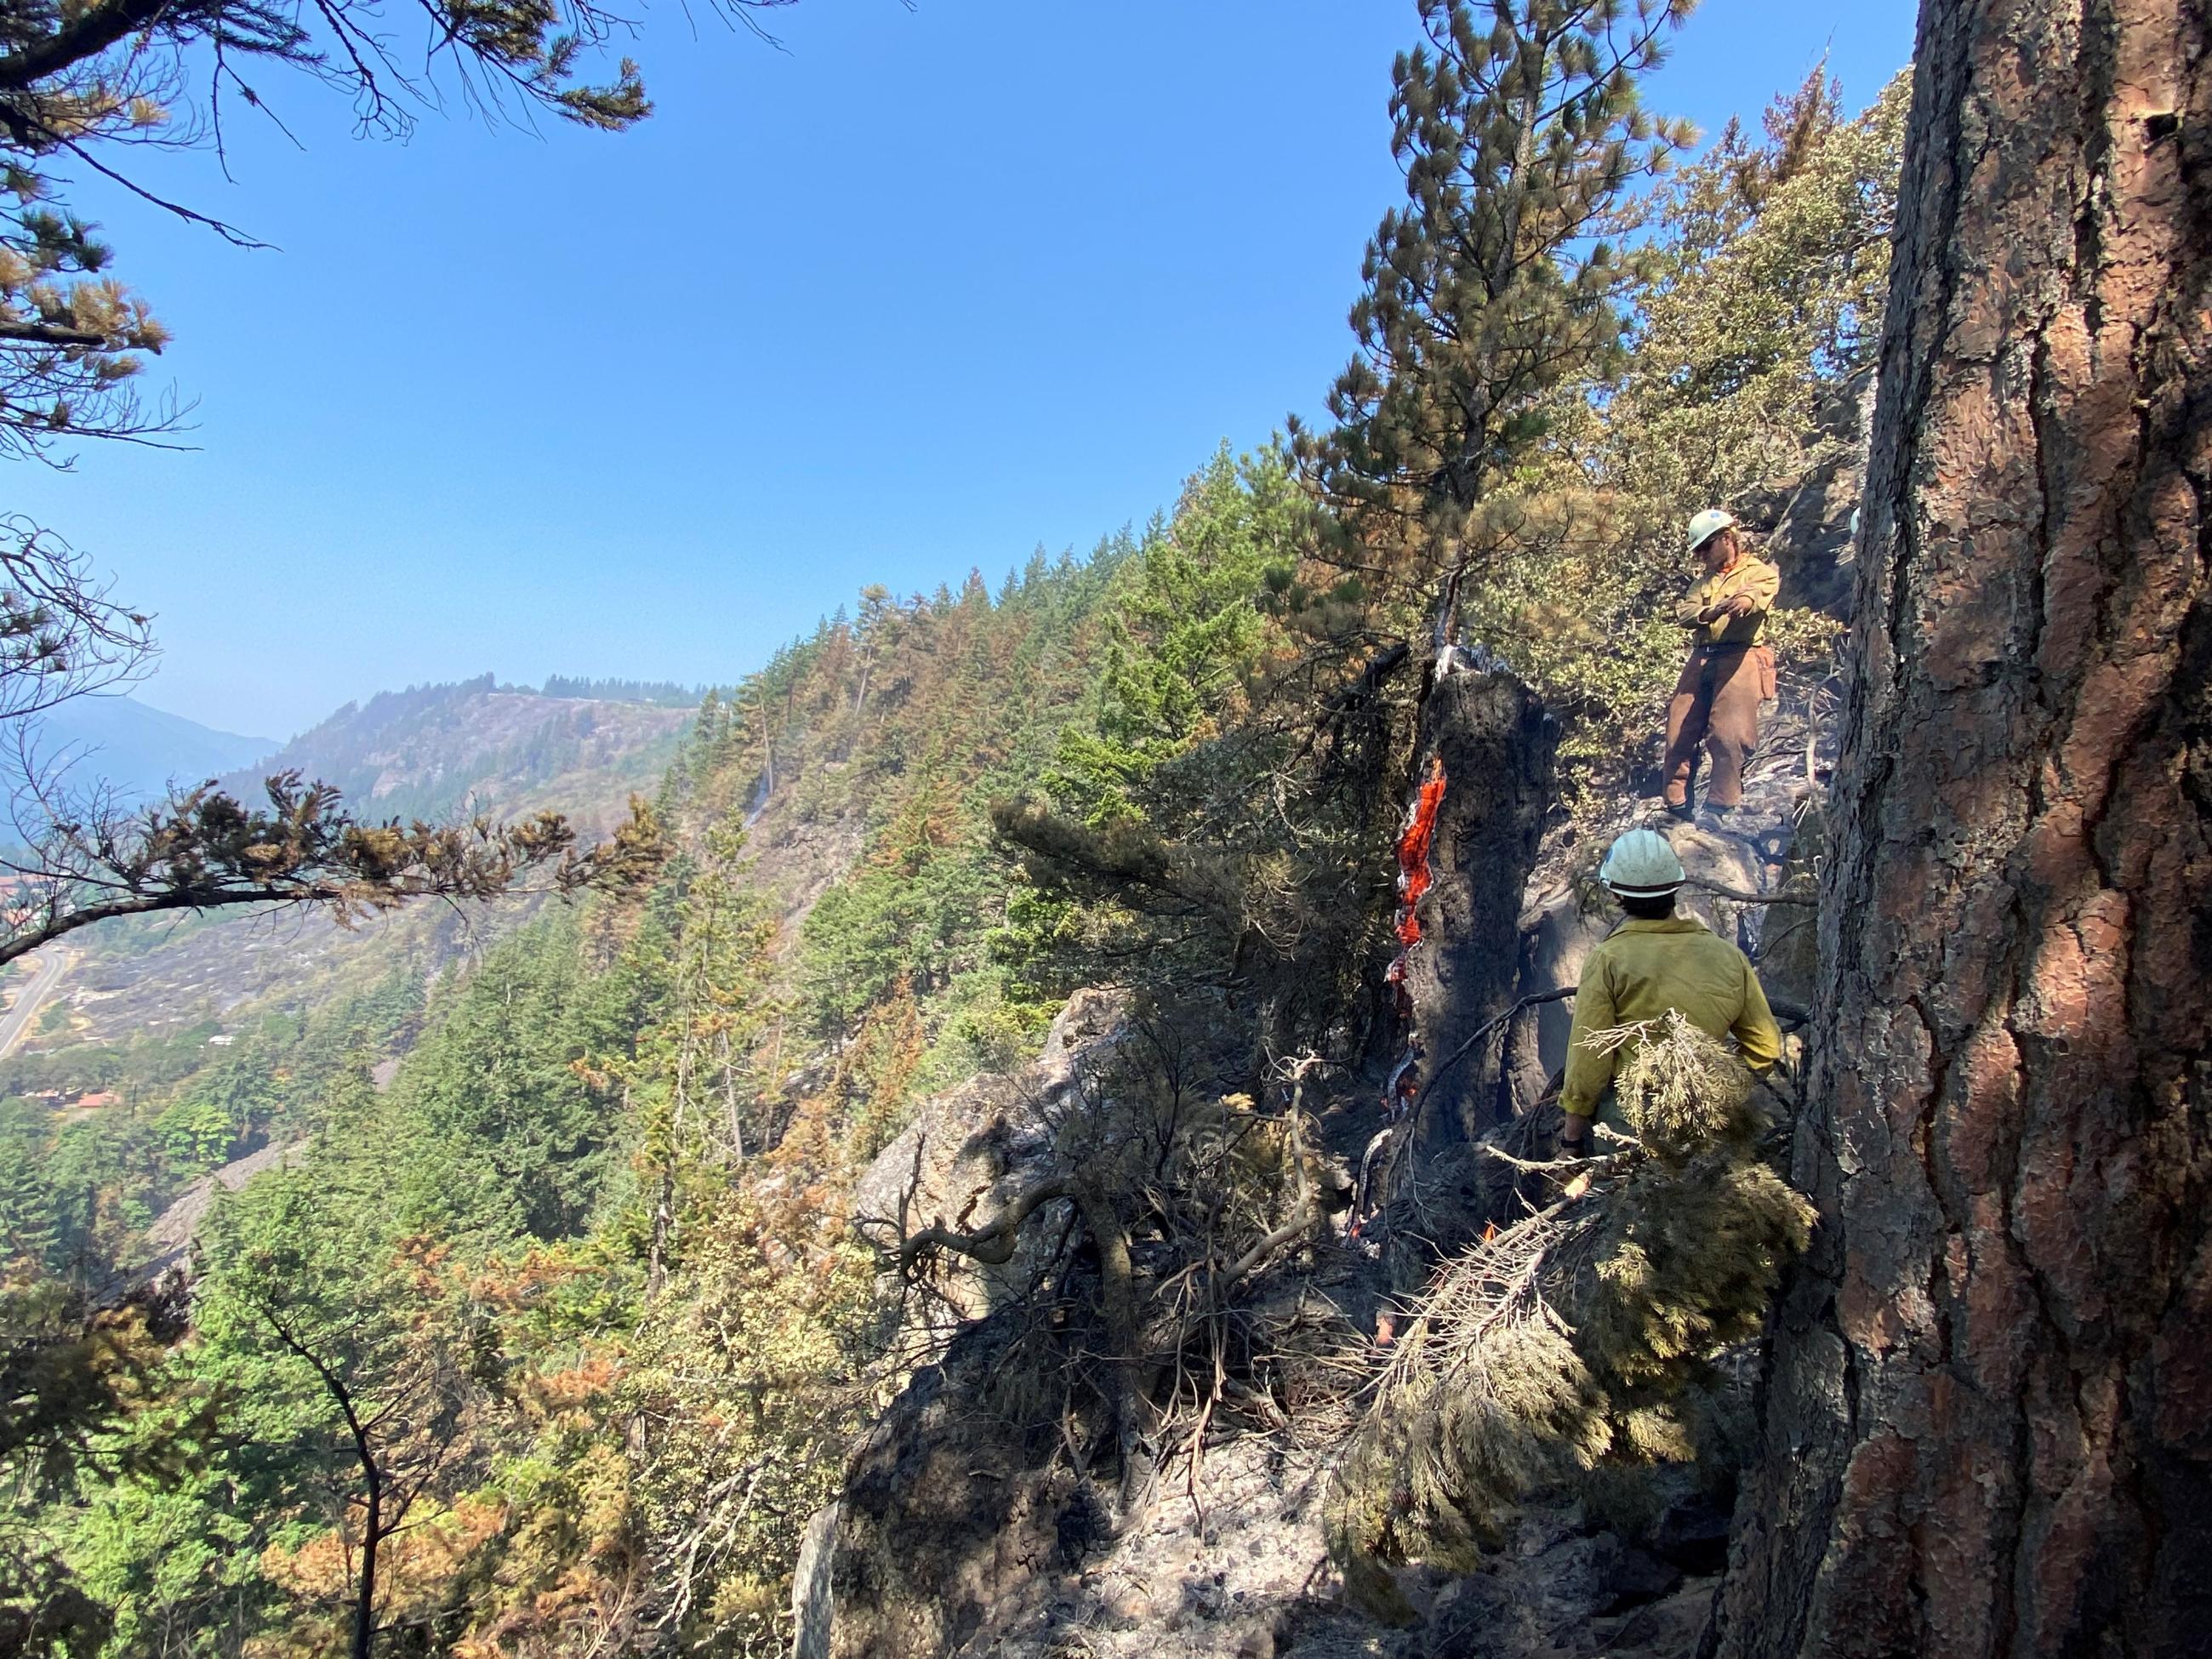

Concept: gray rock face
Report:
left=811, top=989, right=1140, bottom=1658
left=851, top=987, right=1130, bottom=1319
left=1743, top=366, right=1875, bottom=619
left=790, top=1502, right=840, bottom=1659
left=1517, top=881, right=1613, bottom=1076
left=820, top=1324, right=1068, bottom=1659
left=107, top=1139, right=305, bottom=1303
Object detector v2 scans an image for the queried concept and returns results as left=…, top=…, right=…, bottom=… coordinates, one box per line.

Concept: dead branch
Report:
left=1412, top=985, right=1578, bottom=1117
left=898, top=1178, right=1075, bottom=1274
left=1683, top=875, right=1816, bottom=907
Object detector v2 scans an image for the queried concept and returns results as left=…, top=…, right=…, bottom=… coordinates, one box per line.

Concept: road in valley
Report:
left=0, top=949, right=71, bottom=1060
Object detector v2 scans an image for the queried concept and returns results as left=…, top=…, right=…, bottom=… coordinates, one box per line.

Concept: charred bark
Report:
left=1404, top=670, right=1556, bottom=1149
left=1713, top=4, right=2212, bottom=1656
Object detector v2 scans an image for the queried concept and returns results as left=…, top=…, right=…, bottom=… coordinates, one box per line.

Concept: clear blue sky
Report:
left=12, top=0, right=1920, bottom=741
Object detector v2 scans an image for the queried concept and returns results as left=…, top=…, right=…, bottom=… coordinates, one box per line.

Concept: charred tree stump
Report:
left=1404, top=669, right=1556, bottom=1151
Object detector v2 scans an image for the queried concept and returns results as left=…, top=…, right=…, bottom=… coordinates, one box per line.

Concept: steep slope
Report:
left=0, top=541, right=1141, bottom=1659
left=804, top=655, right=1834, bottom=1659
left=10, top=462, right=1841, bottom=1659
left=787, top=71, right=1904, bottom=1659
left=1, top=57, right=1923, bottom=1659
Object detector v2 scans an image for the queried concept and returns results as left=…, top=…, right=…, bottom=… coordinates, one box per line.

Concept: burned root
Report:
left=887, top=1046, right=1350, bottom=1518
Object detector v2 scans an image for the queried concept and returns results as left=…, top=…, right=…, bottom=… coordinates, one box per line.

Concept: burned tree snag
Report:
left=1402, top=670, right=1556, bottom=1149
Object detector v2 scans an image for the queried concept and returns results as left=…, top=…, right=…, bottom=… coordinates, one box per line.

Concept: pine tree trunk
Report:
left=1711, top=4, right=2212, bottom=1656
left=353, top=1473, right=381, bottom=1659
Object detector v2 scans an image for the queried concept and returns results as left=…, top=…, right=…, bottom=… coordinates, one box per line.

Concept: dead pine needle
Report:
left=1325, top=1013, right=1814, bottom=1616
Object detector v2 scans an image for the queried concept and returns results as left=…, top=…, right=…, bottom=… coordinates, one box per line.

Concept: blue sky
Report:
left=12, top=0, right=1920, bottom=741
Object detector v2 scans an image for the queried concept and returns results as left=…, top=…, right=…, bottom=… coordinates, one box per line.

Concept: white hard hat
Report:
left=1686, top=508, right=1736, bottom=552
left=1599, top=828, right=1686, bottom=898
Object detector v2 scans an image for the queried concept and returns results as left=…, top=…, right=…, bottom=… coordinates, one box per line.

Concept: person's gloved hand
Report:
left=1555, top=1116, right=1595, bottom=1199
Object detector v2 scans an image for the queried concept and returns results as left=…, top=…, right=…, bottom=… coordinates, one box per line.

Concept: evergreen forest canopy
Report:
left=530, top=679, right=702, bottom=708
left=0, top=4, right=1927, bottom=1655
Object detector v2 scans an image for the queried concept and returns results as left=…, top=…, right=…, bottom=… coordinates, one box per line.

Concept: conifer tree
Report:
left=0, top=776, right=667, bottom=968
left=192, top=1176, right=475, bottom=1659
left=1292, top=0, right=1695, bottom=640
left=0, top=1104, right=57, bottom=1266
left=630, top=818, right=776, bottom=1286
left=1445, top=71, right=1907, bottom=800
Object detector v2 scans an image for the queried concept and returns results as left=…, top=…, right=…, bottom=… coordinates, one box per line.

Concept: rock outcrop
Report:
left=105, top=1139, right=305, bottom=1303
left=1743, top=367, right=1876, bottom=619
left=851, top=987, right=1130, bottom=1321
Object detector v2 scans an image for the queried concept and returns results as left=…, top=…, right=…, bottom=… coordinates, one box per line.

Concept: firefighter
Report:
left=1662, top=509, right=1778, bottom=820
left=1557, top=829, right=1782, bottom=1156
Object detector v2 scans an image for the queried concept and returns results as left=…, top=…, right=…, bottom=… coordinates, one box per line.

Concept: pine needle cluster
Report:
left=1326, top=1015, right=1812, bottom=1614
left=1587, top=1006, right=1764, bottom=1162
left=0, top=776, right=670, bottom=967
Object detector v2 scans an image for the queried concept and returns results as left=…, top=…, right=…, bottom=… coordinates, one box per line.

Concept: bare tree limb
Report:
left=898, top=1178, right=1075, bottom=1274
left=1683, top=875, right=1817, bottom=907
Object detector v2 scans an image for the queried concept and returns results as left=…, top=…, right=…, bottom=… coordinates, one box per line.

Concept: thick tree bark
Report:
left=1712, top=4, right=2212, bottom=1657
left=1405, top=669, right=1556, bottom=1149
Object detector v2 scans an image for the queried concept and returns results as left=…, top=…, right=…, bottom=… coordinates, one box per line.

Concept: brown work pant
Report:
left=1663, top=645, right=1769, bottom=809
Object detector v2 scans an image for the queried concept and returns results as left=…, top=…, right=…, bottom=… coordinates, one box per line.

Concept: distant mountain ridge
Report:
left=527, top=675, right=699, bottom=707
left=38, top=696, right=277, bottom=801
left=52, top=674, right=698, bottom=1044
left=222, top=673, right=691, bottom=834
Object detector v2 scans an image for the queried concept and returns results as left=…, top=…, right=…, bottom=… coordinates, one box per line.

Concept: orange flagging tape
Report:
left=1378, top=755, right=1447, bottom=1126
left=1394, top=757, right=1447, bottom=947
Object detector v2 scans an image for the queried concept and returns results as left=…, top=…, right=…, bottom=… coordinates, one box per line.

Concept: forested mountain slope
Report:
left=0, top=679, right=694, bottom=1326
left=20, top=679, right=690, bottom=1053
left=0, top=529, right=1149, bottom=1656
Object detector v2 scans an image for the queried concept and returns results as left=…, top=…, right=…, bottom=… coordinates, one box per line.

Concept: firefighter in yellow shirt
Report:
left=1558, top=830, right=1782, bottom=1156
left=1664, top=510, right=1779, bottom=820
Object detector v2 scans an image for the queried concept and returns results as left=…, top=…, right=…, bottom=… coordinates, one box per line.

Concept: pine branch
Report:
left=0, top=0, right=197, bottom=94
left=0, top=778, right=667, bottom=966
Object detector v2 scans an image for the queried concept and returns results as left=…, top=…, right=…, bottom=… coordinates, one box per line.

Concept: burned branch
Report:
left=0, top=770, right=667, bottom=966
